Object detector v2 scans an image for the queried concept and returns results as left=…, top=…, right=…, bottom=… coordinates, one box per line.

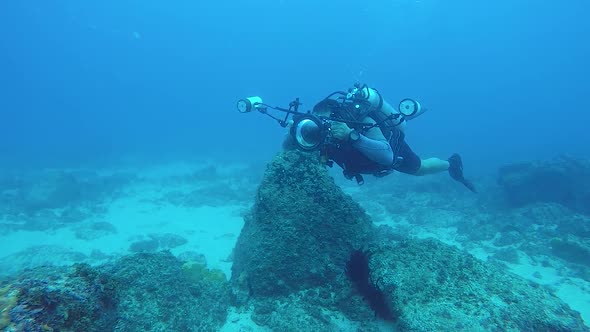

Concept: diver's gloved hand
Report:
left=448, top=153, right=477, bottom=193
left=330, top=122, right=352, bottom=141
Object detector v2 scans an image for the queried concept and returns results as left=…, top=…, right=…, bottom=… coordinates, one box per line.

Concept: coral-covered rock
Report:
left=128, top=233, right=188, bottom=253
left=23, top=172, right=82, bottom=211
left=0, top=245, right=89, bottom=277
left=0, top=252, right=231, bottom=332
left=0, top=285, right=18, bottom=330
left=371, top=238, right=588, bottom=331
left=2, top=169, right=135, bottom=217
left=107, top=252, right=229, bottom=331
left=497, top=156, right=590, bottom=214
left=74, top=221, right=118, bottom=240
left=231, top=150, right=375, bottom=299
left=551, top=237, right=590, bottom=267
left=128, top=238, right=160, bottom=253
left=5, top=264, right=118, bottom=332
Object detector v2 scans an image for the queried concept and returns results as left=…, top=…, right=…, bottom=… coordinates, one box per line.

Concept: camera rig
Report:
left=236, top=84, right=424, bottom=151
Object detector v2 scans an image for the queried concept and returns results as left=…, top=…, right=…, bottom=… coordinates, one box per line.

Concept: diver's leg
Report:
left=393, top=141, right=422, bottom=175
left=401, top=148, right=477, bottom=192
left=415, top=158, right=449, bottom=175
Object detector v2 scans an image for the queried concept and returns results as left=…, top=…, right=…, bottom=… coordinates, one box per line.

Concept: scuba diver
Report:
left=237, top=84, right=476, bottom=192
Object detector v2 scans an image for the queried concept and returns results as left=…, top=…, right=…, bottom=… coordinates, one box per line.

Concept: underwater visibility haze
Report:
left=0, top=0, right=588, bottom=169
left=1, top=0, right=590, bottom=331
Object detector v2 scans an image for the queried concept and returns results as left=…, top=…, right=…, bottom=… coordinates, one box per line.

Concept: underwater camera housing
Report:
left=289, top=114, right=332, bottom=151
left=236, top=96, right=332, bottom=151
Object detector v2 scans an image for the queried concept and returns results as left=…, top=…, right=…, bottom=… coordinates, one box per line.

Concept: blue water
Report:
left=0, top=0, right=588, bottom=172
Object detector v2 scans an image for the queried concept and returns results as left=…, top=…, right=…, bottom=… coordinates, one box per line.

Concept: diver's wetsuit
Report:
left=326, top=117, right=421, bottom=178
left=330, top=124, right=477, bottom=192
left=348, top=132, right=421, bottom=174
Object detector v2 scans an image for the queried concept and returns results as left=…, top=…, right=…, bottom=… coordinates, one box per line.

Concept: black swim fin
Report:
left=448, top=153, right=477, bottom=193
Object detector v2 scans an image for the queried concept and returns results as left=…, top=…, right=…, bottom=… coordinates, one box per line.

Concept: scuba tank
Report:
left=345, top=83, right=426, bottom=132
left=346, top=84, right=406, bottom=131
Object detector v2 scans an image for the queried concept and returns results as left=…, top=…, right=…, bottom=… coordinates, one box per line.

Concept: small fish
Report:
left=133, top=31, right=142, bottom=39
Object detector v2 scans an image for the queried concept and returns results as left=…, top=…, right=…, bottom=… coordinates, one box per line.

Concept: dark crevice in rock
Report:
left=345, top=249, right=395, bottom=321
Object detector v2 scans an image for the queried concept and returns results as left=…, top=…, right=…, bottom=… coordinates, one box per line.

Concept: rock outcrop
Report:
left=231, top=150, right=375, bottom=299
left=372, top=238, right=588, bottom=331
left=497, top=156, right=590, bottom=214
left=0, top=252, right=230, bottom=332
left=231, top=150, right=588, bottom=331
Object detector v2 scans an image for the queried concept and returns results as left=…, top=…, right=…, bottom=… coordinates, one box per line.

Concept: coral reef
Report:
left=74, top=221, right=118, bottom=240
left=551, top=236, right=590, bottom=267
left=128, top=233, right=188, bottom=253
left=0, top=285, right=18, bottom=330
left=371, top=238, right=588, bottom=331
left=0, top=169, right=136, bottom=234
left=107, top=252, right=229, bottom=331
left=4, top=264, right=118, bottom=331
left=231, top=150, right=375, bottom=299
left=455, top=201, right=590, bottom=282
left=128, top=238, right=160, bottom=253
left=155, top=163, right=261, bottom=208
left=230, top=150, right=383, bottom=330
left=0, top=245, right=88, bottom=278
left=2, top=153, right=589, bottom=330
left=230, top=150, right=588, bottom=331
left=0, top=252, right=230, bottom=332
left=182, top=261, right=227, bottom=287
left=497, top=156, right=590, bottom=213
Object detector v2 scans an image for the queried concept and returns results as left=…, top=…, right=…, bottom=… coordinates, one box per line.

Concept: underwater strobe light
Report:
left=237, top=96, right=264, bottom=113
left=398, top=98, right=421, bottom=117
left=290, top=114, right=330, bottom=151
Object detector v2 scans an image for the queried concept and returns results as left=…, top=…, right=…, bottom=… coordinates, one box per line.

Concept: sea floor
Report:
left=1, top=160, right=589, bottom=330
